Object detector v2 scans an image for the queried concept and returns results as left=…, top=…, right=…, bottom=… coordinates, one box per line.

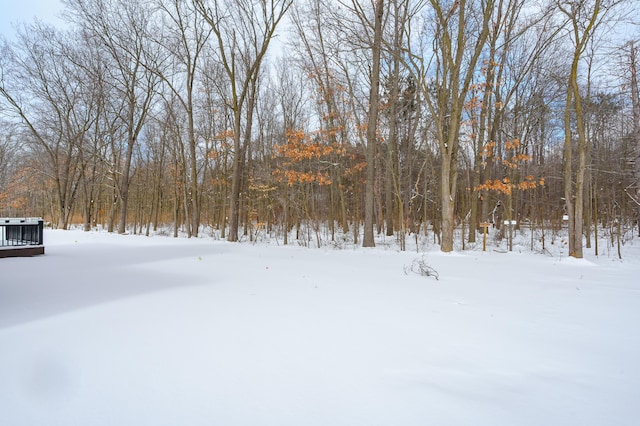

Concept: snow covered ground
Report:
left=1, top=228, right=639, bottom=425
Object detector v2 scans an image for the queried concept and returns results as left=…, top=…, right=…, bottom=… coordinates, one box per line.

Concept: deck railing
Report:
left=0, top=218, right=44, bottom=248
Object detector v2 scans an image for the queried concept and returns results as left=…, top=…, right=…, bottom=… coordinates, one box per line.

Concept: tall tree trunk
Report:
left=228, top=112, right=244, bottom=242
left=630, top=42, right=640, bottom=237
left=118, top=134, right=136, bottom=234
left=363, top=0, right=384, bottom=247
left=418, top=0, right=495, bottom=252
left=187, top=92, right=200, bottom=238
left=563, top=87, right=577, bottom=256
left=384, top=0, right=406, bottom=238
left=440, top=134, right=459, bottom=252
left=559, top=0, right=603, bottom=258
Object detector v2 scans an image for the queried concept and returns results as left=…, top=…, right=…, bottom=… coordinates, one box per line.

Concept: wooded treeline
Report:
left=0, top=0, right=638, bottom=256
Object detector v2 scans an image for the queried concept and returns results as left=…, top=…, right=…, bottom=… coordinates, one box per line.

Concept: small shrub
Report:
left=404, top=255, right=439, bottom=280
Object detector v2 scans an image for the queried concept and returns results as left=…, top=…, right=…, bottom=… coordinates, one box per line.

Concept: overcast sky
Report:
left=0, top=0, right=64, bottom=39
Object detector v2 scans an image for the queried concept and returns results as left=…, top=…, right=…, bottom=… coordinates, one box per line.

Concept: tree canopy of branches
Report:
left=0, top=0, right=638, bottom=256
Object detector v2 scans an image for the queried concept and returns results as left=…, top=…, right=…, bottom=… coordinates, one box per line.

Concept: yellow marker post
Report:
left=479, top=222, right=491, bottom=252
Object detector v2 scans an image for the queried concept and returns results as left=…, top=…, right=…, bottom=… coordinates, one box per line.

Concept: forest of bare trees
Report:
left=1, top=0, right=639, bottom=257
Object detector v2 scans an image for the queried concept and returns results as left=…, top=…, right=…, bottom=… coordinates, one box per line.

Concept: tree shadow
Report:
left=0, top=239, right=226, bottom=329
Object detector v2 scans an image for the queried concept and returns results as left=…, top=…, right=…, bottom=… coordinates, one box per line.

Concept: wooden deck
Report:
left=0, top=218, right=45, bottom=258
left=0, top=245, right=45, bottom=258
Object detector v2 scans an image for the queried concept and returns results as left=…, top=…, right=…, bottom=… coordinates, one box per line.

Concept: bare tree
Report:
left=382, top=0, right=413, bottom=239
left=194, top=0, right=292, bottom=242
left=629, top=41, right=640, bottom=236
left=409, top=0, right=496, bottom=252
left=557, top=0, right=622, bottom=258
left=356, top=0, right=385, bottom=248
left=0, top=119, right=19, bottom=214
left=0, top=23, right=96, bottom=229
left=64, top=0, right=160, bottom=234
left=149, top=0, right=212, bottom=237
left=65, top=30, right=112, bottom=232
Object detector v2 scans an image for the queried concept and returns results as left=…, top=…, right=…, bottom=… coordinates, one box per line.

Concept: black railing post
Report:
left=38, top=219, right=44, bottom=245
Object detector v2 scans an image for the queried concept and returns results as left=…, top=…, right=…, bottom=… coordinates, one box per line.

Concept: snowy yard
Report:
left=1, top=229, right=639, bottom=426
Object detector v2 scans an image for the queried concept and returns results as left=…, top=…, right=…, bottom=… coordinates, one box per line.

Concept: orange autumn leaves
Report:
left=476, top=138, right=544, bottom=195
left=272, top=129, right=365, bottom=186
left=476, top=175, right=545, bottom=195
left=274, top=129, right=344, bottom=162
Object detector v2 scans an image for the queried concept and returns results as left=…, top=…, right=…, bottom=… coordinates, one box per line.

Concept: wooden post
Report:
left=480, top=222, right=490, bottom=252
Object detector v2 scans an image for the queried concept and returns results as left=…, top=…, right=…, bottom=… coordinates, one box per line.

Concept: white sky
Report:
left=0, top=0, right=64, bottom=39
